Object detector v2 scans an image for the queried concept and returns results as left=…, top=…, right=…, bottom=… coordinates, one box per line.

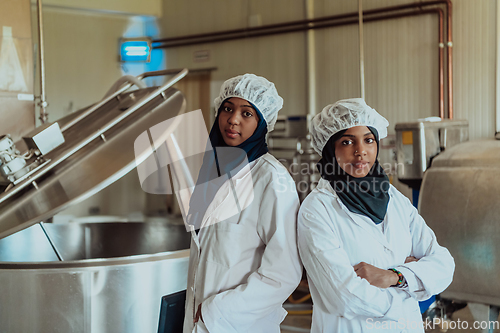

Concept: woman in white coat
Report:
left=298, top=98, right=455, bottom=333
left=183, top=74, right=302, bottom=333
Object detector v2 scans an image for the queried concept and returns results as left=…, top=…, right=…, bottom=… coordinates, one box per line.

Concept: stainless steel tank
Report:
left=0, top=69, right=192, bottom=333
left=0, top=222, right=190, bottom=333
left=419, top=139, right=500, bottom=306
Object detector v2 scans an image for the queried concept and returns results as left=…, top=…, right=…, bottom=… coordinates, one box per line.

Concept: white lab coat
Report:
left=298, top=178, right=455, bottom=333
left=183, top=153, right=302, bottom=333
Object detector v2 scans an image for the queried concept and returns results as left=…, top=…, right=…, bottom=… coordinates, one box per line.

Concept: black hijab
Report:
left=317, top=126, right=390, bottom=224
left=186, top=100, right=268, bottom=231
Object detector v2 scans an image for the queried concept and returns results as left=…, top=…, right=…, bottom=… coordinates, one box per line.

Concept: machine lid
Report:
left=0, top=69, right=188, bottom=239
left=395, top=118, right=469, bottom=130
left=430, top=139, right=500, bottom=168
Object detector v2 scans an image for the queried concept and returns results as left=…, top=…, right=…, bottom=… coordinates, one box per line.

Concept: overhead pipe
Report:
left=153, top=0, right=453, bottom=118
left=153, top=8, right=440, bottom=48
left=155, top=8, right=446, bottom=119
left=153, top=1, right=453, bottom=46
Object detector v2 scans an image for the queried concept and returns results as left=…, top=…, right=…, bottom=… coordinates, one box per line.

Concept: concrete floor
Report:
left=280, top=305, right=500, bottom=333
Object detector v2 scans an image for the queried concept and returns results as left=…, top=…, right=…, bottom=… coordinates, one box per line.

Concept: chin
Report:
left=348, top=169, right=370, bottom=178
left=222, top=138, right=238, bottom=147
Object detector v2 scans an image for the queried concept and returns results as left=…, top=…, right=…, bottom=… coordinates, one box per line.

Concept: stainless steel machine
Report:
left=419, top=139, right=500, bottom=330
left=0, top=69, right=192, bottom=333
left=395, top=118, right=469, bottom=188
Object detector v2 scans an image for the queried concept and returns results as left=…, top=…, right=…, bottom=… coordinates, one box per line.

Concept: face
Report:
left=218, top=97, right=260, bottom=146
left=334, top=126, right=378, bottom=178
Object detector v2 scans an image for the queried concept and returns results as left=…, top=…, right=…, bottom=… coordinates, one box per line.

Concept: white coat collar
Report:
left=316, top=178, right=393, bottom=249
left=194, top=155, right=262, bottom=244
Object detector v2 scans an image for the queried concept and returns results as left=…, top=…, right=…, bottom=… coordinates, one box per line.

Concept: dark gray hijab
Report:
left=317, top=126, right=390, bottom=224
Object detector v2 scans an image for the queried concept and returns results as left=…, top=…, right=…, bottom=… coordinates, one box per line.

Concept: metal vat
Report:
left=0, top=222, right=190, bottom=333
left=419, top=139, right=500, bottom=306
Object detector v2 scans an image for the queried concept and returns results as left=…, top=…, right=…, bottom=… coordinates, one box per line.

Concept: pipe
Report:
left=436, top=8, right=445, bottom=119
left=358, top=0, right=366, bottom=100
left=153, top=1, right=449, bottom=45
left=153, top=11, right=422, bottom=48
left=305, top=0, right=317, bottom=124
left=36, top=0, right=49, bottom=124
left=153, top=1, right=453, bottom=119
left=156, top=10, right=444, bottom=119
left=446, top=1, right=453, bottom=119
left=497, top=0, right=500, bottom=139
left=102, top=75, right=147, bottom=99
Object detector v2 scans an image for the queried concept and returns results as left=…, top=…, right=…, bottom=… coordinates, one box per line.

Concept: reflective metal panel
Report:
left=419, top=140, right=500, bottom=306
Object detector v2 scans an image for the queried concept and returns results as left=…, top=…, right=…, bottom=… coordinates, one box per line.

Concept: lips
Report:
left=225, top=128, right=240, bottom=139
left=353, top=161, right=369, bottom=169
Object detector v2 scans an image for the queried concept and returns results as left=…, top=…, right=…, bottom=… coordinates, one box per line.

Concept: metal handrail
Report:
left=60, top=69, right=188, bottom=132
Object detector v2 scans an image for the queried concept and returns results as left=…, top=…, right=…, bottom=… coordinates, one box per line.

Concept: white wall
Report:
left=34, top=0, right=162, bottom=18
left=160, top=0, right=308, bottom=119
left=160, top=0, right=497, bottom=141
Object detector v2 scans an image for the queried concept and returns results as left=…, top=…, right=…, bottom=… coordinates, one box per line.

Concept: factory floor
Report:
left=280, top=305, right=500, bottom=333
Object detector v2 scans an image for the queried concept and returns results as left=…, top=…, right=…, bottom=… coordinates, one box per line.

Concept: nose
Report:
left=354, top=143, right=367, bottom=156
left=227, top=112, right=240, bottom=125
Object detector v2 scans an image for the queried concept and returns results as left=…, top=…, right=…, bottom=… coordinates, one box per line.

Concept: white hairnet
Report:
left=214, top=74, right=283, bottom=132
left=310, top=98, right=389, bottom=156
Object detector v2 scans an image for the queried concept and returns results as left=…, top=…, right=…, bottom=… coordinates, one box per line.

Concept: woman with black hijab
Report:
left=183, top=74, right=301, bottom=333
left=298, top=98, right=454, bottom=333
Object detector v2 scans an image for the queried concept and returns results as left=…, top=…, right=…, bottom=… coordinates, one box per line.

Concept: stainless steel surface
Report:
left=268, top=131, right=320, bottom=202
left=0, top=69, right=191, bottom=332
left=0, top=75, right=187, bottom=239
left=272, top=116, right=308, bottom=138
left=395, top=119, right=468, bottom=186
left=0, top=70, right=187, bottom=207
left=419, top=139, right=500, bottom=306
left=0, top=221, right=190, bottom=333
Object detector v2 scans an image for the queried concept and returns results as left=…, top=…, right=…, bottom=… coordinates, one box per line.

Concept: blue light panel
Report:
left=120, top=39, right=152, bottom=62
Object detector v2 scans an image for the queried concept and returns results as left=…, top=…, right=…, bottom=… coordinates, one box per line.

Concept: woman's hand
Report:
left=353, top=262, right=399, bottom=288
left=405, top=256, right=418, bottom=263
left=194, top=304, right=204, bottom=323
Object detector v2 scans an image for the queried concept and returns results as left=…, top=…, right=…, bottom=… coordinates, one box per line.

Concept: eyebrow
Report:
left=341, top=132, right=373, bottom=138
left=223, top=101, right=255, bottom=110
